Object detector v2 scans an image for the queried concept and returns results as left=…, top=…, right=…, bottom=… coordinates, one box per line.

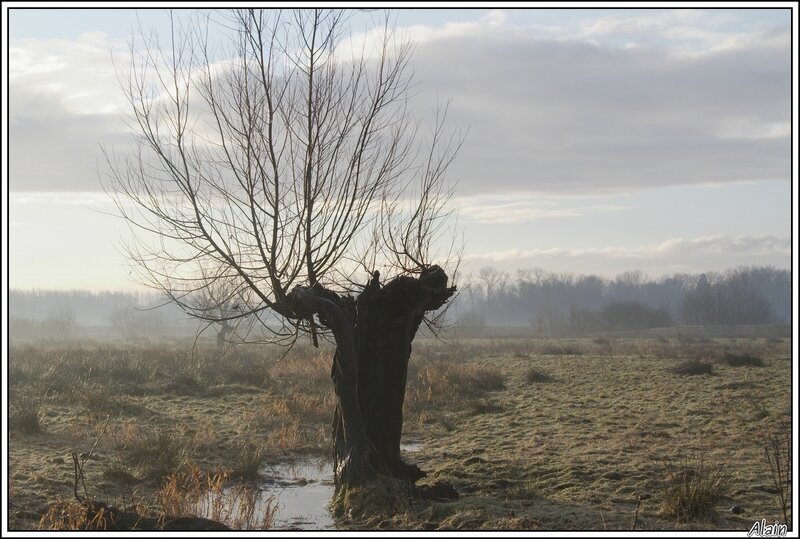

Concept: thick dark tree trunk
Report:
left=332, top=266, right=455, bottom=489
left=289, top=266, right=454, bottom=492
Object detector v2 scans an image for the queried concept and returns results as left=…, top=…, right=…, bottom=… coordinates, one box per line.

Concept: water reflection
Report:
left=261, top=460, right=335, bottom=530
left=211, top=441, right=424, bottom=530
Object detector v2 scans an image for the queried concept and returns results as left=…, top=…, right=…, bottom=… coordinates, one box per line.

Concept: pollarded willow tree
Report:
left=105, top=8, right=462, bottom=492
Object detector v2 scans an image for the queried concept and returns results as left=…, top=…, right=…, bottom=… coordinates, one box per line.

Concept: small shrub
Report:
left=157, top=464, right=222, bottom=520
left=10, top=398, right=43, bottom=434
left=763, top=420, right=791, bottom=527
left=125, top=426, right=187, bottom=480
left=506, top=479, right=540, bottom=499
left=164, top=374, right=203, bottom=396
left=103, top=461, right=139, bottom=485
left=74, top=385, right=148, bottom=420
left=670, top=360, right=714, bottom=376
left=38, top=498, right=96, bottom=530
left=229, top=442, right=265, bottom=480
left=659, top=459, right=728, bottom=522
left=525, top=368, right=554, bottom=384
left=722, top=353, right=764, bottom=368
left=472, top=369, right=506, bottom=393
left=158, top=463, right=277, bottom=529
left=220, top=487, right=278, bottom=530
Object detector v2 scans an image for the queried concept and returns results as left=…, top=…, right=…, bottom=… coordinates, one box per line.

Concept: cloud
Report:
left=574, top=9, right=737, bottom=52
left=9, top=32, right=133, bottom=191
left=9, top=90, right=129, bottom=191
left=10, top=32, right=127, bottom=114
left=455, top=193, right=627, bottom=224
left=407, top=19, right=790, bottom=195
left=8, top=10, right=791, bottom=196
left=467, top=234, right=790, bottom=262
left=10, top=191, right=116, bottom=206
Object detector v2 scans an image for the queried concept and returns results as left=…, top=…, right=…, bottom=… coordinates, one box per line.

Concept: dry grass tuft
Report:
left=670, top=359, right=715, bottom=376
left=37, top=464, right=276, bottom=530
left=525, top=368, right=554, bottom=384
left=762, top=420, right=791, bottom=527
left=157, top=464, right=225, bottom=520
left=506, top=479, right=540, bottom=499
left=10, top=397, right=43, bottom=434
left=38, top=499, right=106, bottom=530
left=228, top=442, right=266, bottom=480
left=409, top=361, right=505, bottom=406
left=658, top=458, right=728, bottom=522
left=119, top=425, right=188, bottom=480
left=245, top=391, right=334, bottom=455
left=722, top=353, right=765, bottom=368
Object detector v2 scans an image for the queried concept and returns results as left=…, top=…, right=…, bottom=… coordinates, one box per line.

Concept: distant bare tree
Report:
left=682, top=272, right=773, bottom=326
left=478, top=266, right=501, bottom=302
left=105, top=9, right=460, bottom=490
left=190, top=265, right=252, bottom=350
left=42, top=306, right=77, bottom=341
left=110, top=303, right=166, bottom=341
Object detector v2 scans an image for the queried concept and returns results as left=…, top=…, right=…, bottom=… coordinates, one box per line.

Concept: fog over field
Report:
left=7, top=265, right=792, bottom=343
left=3, top=5, right=797, bottom=534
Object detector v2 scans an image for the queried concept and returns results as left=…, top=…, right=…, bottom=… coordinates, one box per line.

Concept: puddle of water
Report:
left=400, top=441, right=423, bottom=453
left=205, top=442, right=424, bottom=530
left=198, top=459, right=335, bottom=530
left=259, top=460, right=335, bottom=530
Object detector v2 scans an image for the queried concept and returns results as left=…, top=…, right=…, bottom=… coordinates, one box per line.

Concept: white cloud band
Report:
left=467, top=234, right=790, bottom=262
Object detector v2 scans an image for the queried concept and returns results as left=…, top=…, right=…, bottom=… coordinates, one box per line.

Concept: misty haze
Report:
left=4, top=6, right=795, bottom=533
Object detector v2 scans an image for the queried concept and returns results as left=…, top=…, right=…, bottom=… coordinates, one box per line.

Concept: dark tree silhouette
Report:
left=105, top=9, right=460, bottom=491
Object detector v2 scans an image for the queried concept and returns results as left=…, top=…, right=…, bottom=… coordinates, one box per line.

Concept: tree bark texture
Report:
left=289, top=266, right=455, bottom=490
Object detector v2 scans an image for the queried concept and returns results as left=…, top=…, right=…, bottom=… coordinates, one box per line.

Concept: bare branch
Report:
left=104, top=8, right=462, bottom=343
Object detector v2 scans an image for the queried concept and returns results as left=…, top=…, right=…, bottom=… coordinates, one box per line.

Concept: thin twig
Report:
left=70, top=415, right=112, bottom=502
left=631, top=495, right=641, bottom=530
left=71, top=452, right=84, bottom=503
left=763, top=423, right=791, bottom=527
left=81, top=414, right=111, bottom=469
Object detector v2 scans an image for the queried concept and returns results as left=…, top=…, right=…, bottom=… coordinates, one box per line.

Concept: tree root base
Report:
left=332, top=474, right=459, bottom=524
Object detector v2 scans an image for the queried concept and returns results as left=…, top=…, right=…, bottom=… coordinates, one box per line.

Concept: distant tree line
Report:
left=9, top=290, right=172, bottom=325
left=8, top=289, right=264, bottom=343
left=8, top=289, right=193, bottom=341
left=10, top=265, right=790, bottom=339
left=454, top=265, right=790, bottom=336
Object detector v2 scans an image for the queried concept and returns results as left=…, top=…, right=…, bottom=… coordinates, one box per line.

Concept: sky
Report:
left=4, top=6, right=796, bottom=291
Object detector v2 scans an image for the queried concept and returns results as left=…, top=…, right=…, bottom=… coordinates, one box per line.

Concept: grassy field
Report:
left=7, top=335, right=793, bottom=530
